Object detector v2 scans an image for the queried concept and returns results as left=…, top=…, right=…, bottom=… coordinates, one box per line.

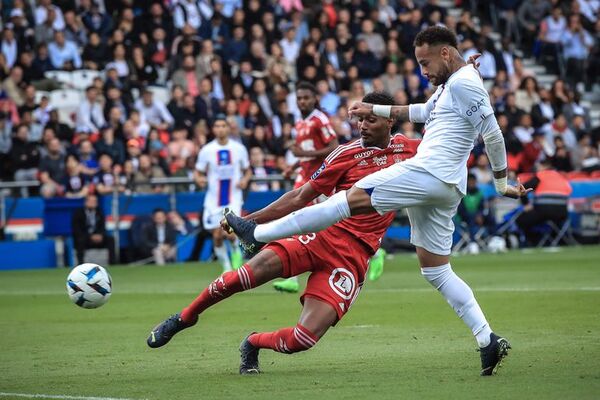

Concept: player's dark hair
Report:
left=414, top=26, right=458, bottom=49
left=296, top=81, right=317, bottom=95
left=362, top=91, right=395, bottom=106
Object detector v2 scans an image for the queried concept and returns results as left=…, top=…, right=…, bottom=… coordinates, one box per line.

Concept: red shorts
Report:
left=264, top=226, right=372, bottom=320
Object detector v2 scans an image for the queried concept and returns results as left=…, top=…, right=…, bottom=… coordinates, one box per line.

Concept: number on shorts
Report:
left=297, top=233, right=316, bottom=245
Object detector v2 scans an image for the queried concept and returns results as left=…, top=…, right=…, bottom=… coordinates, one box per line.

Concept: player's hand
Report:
left=503, top=178, right=532, bottom=199
left=348, top=102, right=374, bottom=119
left=467, top=53, right=481, bottom=68
left=237, top=178, right=249, bottom=190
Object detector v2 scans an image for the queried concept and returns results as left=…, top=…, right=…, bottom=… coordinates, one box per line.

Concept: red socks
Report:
left=248, top=324, right=319, bottom=354
left=181, top=264, right=256, bottom=324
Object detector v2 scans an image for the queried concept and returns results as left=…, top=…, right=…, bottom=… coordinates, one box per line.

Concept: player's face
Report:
left=357, top=114, right=393, bottom=147
left=213, top=120, right=229, bottom=140
left=415, top=44, right=451, bottom=86
left=296, top=89, right=316, bottom=115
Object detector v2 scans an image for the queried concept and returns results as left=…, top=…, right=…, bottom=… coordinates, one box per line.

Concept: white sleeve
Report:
left=408, top=94, right=436, bottom=123
left=480, top=114, right=507, bottom=172
left=451, top=78, right=495, bottom=128
left=195, top=146, right=209, bottom=172
left=173, top=5, right=185, bottom=29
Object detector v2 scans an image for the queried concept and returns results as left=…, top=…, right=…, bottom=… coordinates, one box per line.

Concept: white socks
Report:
left=421, top=263, right=492, bottom=348
left=254, top=190, right=351, bottom=243
left=214, top=244, right=232, bottom=272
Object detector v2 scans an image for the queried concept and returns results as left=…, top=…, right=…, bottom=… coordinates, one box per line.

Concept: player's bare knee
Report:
left=416, top=247, right=450, bottom=268
left=245, top=249, right=283, bottom=285
left=347, top=186, right=376, bottom=215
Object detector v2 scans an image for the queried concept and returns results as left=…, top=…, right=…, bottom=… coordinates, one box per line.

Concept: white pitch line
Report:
left=0, top=393, right=146, bottom=400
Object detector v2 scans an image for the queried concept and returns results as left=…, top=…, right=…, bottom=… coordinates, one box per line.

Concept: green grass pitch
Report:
left=1, top=246, right=600, bottom=400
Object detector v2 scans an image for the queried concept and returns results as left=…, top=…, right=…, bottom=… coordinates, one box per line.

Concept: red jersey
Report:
left=295, top=109, right=337, bottom=182
left=308, top=134, right=420, bottom=253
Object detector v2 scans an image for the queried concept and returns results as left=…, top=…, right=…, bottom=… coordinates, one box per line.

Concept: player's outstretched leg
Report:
left=147, top=250, right=284, bottom=348
left=239, top=297, right=337, bottom=374
left=273, top=276, right=300, bottom=293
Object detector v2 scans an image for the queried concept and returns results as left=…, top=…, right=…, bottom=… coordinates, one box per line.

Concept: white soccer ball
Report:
left=66, top=263, right=112, bottom=309
left=487, top=236, right=507, bottom=253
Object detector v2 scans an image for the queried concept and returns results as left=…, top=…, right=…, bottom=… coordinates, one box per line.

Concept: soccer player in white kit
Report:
left=225, top=27, right=531, bottom=375
left=195, top=116, right=251, bottom=272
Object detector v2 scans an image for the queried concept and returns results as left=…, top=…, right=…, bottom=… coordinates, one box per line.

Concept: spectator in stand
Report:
left=39, top=137, right=65, bottom=198
left=539, top=7, right=567, bottom=75
left=518, top=0, right=552, bottom=53
left=173, top=0, right=214, bottom=32
left=35, top=0, right=65, bottom=31
left=82, top=32, right=108, bottom=70
left=34, top=7, right=57, bottom=45
left=551, top=136, right=574, bottom=172
left=135, top=89, right=174, bottom=132
left=316, top=80, right=340, bottom=116
left=11, top=124, right=40, bottom=197
left=544, top=114, right=578, bottom=152
left=76, top=86, right=105, bottom=136
left=71, top=193, right=116, bottom=265
left=130, top=46, right=158, bottom=90
left=48, top=30, right=81, bottom=70
left=531, top=88, right=556, bottom=129
left=77, top=139, right=98, bottom=176
left=171, top=55, right=203, bottom=97
left=515, top=77, right=541, bottom=114
left=358, top=19, right=386, bottom=60
left=196, top=78, right=221, bottom=123
left=81, top=2, right=113, bottom=41
left=514, top=114, right=536, bottom=145
left=352, top=38, right=380, bottom=79
left=93, top=153, right=117, bottom=196
left=562, top=14, right=594, bottom=88
left=168, top=125, right=196, bottom=169
left=249, top=146, right=280, bottom=192
left=470, top=154, right=494, bottom=184
left=95, top=127, right=125, bottom=166
left=140, top=208, right=177, bottom=265
left=3, top=66, right=26, bottom=107
left=133, top=154, right=166, bottom=193
left=1, top=27, right=19, bottom=70
left=63, top=153, right=89, bottom=198
left=463, top=37, right=497, bottom=80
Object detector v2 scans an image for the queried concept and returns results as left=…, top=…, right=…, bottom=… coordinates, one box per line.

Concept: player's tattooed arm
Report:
left=244, top=183, right=320, bottom=223
left=348, top=102, right=409, bottom=121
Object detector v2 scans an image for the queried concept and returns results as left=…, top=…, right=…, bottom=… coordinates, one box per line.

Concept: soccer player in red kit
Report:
left=275, top=81, right=339, bottom=293
left=147, top=92, right=420, bottom=374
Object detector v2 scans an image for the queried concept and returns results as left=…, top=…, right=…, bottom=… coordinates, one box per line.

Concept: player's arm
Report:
left=452, top=80, right=530, bottom=199
left=237, top=146, right=252, bottom=190
left=244, top=182, right=321, bottom=224
left=237, top=167, right=252, bottom=190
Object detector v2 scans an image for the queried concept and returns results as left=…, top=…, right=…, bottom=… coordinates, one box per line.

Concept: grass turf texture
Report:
left=1, top=246, right=599, bottom=400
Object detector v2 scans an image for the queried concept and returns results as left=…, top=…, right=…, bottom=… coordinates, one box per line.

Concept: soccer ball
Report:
left=487, top=236, right=508, bottom=253
left=66, top=263, right=112, bottom=309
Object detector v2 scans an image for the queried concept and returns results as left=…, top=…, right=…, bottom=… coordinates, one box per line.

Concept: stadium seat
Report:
left=146, top=85, right=170, bottom=105
left=34, top=90, right=51, bottom=103
left=71, top=69, right=102, bottom=90
left=44, top=70, right=73, bottom=87
left=49, top=89, right=82, bottom=127
left=590, top=171, right=600, bottom=179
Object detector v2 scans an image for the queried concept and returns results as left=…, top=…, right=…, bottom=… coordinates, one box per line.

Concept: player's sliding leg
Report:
left=146, top=249, right=285, bottom=348
left=224, top=187, right=373, bottom=257
left=212, top=228, right=232, bottom=272
left=239, top=297, right=337, bottom=374
left=272, top=276, right=300, bottom=293
left=416, top=247, right=511, bottom=375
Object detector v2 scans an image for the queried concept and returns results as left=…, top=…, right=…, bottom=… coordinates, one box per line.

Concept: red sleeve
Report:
left=315, top=117, right=337, bottom=145
left=308, top=156, right=349, bottom=196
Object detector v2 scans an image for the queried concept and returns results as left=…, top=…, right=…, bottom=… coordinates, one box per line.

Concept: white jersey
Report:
left=407, top=64, right=494, bottom=194
left=195, top=139, right=250, bottom=211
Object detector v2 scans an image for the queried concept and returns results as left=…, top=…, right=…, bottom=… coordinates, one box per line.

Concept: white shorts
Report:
left=203, top=204, right=242, bottom=230
left=355, top=163, right=463, bottom=255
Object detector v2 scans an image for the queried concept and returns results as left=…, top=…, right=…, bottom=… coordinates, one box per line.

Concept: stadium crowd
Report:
left=0, top=0, right=598, bottom=198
